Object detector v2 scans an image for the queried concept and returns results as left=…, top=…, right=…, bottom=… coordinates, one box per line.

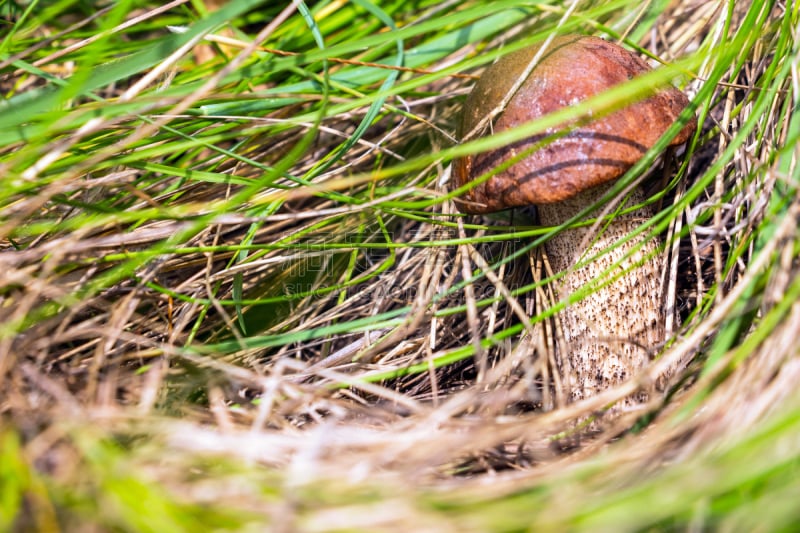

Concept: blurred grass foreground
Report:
left=1, top=1, right=799, bottom=531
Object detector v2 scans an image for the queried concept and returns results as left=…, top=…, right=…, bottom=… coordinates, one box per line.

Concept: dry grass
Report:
left=1, top=0, right=798, bottom=530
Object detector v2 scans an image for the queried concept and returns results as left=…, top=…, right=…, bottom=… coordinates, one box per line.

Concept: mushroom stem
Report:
left=536, top=183, right=666, bottom=408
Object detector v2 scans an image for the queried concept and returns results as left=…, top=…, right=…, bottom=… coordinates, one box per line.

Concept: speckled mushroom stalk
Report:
left=454, top=35, right=696, bottom=408
left=536, top=184, right=663, bottom=406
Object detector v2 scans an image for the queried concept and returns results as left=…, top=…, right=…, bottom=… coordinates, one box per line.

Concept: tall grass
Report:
left=1, top=0, right=798, bottom=530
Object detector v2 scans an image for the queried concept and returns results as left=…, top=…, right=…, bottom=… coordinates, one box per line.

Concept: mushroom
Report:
left=453, top=35, right=696, bottom=410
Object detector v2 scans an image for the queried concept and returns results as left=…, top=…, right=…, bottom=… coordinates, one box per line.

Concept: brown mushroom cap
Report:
left=454, top=35, right=696, bottom=214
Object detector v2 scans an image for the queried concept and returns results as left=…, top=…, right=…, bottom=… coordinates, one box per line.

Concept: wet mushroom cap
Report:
left=454, top=35, right=697, bottom=214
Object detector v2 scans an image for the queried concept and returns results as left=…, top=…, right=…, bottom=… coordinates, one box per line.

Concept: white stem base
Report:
left=537, top=184, right=667, bottom=410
